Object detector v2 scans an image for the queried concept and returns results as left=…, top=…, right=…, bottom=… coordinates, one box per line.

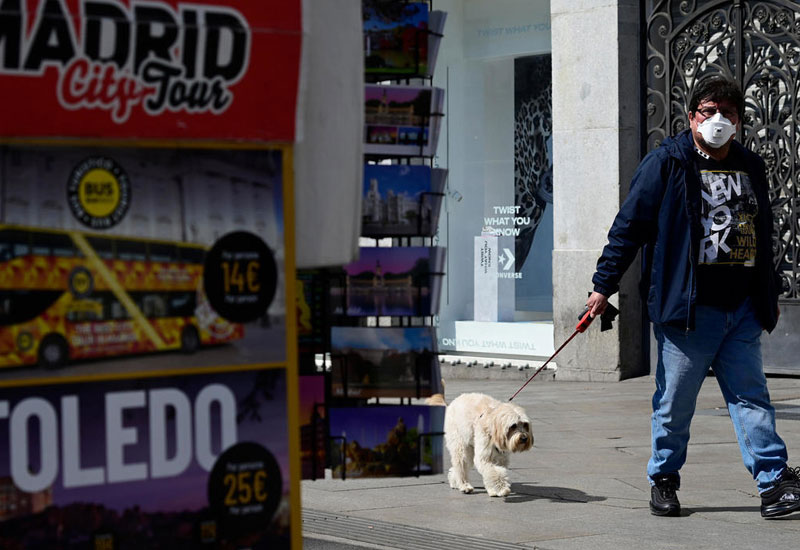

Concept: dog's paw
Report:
left=447, top=469, right=460, bottom=490
left=487, top=484, right=511, bottom=497
left=460, top=483, right=474, bottom=494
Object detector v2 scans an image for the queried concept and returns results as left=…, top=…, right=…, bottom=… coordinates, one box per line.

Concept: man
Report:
left=586, top=75, right=800, bottom=518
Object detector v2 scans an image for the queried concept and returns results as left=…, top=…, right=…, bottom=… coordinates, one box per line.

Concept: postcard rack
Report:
left=297, top=269, right=335, bottom=376
left=308, top=402, right=327, bottom=481
left=417, top=191, right=445, bottom=236
left=304, top=0, right=448, bottom=482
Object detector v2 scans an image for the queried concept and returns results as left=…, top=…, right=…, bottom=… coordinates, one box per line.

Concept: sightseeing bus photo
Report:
left=0, top=224, right=243, bottom=369
left=0, top=143, right=286, bottom=377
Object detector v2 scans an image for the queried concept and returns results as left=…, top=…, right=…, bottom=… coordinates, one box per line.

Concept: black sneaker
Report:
left=650, top=474, right=680, bottom=516
left=761, top=466, right=800, bottom=518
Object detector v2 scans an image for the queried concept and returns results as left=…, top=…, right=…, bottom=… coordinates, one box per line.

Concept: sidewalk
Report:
left=302, top=372, right=800, bottom=549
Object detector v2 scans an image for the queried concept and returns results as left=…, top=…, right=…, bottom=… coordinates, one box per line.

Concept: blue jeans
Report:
left=648, top=298, right=787, bottom=493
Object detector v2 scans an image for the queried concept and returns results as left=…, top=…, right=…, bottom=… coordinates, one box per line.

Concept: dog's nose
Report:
left=521, top=434, right=528, bottom=442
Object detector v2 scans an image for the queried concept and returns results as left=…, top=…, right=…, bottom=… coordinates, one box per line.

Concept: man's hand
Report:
left=586, top=291, right=609, bottom=318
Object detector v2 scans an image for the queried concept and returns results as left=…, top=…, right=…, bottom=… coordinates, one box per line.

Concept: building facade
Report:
left=436, top=0, right=800, bottom=379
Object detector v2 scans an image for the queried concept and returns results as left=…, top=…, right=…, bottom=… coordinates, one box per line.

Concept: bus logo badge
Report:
left=17, top=331, right=34, bottom=352
left=68, top=157, right=131, bottom=229
left=69, top=267, right=94, bottom=298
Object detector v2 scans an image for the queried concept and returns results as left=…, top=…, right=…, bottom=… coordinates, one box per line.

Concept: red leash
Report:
left=508, top=308, right=595, bottom=401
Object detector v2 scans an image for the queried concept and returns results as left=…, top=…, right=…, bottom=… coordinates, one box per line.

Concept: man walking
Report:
left=586, top=75, right=800, bottom=518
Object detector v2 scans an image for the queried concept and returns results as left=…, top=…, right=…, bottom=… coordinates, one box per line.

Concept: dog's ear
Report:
left=484, top=407, right=509, bottom=452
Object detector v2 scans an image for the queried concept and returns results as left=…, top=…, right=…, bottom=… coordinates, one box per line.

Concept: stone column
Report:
left=551, top=0, right=646, bottom=381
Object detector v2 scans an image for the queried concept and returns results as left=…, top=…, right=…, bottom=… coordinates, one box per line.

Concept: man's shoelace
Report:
left=781, top=466, right=800, bottom=482
left=654, top=478, right=678, bottom=499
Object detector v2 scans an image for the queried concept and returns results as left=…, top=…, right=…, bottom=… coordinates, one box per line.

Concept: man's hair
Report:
left=688, top=75, right=744, bottom=117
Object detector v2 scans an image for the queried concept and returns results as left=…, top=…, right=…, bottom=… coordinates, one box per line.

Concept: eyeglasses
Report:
left=695, top=105, right=739, bottom=121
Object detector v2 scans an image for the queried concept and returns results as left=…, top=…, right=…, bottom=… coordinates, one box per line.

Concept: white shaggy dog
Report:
left=444, top=393, right=533, bottom=497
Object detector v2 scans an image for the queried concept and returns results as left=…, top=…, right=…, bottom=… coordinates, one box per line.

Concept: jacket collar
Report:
left=662, top=128, right=755, bottom=168
left=664, top=129, right=695, bottom=166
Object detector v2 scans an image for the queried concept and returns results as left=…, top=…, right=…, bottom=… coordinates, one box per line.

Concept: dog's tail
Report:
left=425, top=378, right=447, bottom=406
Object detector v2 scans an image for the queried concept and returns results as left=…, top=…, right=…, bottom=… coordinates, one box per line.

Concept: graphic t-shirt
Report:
left=694, top=148, right=758, bottom=309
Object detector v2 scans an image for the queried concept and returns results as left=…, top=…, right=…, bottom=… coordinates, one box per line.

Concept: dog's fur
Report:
left=444, top=393, right=533, bottom=497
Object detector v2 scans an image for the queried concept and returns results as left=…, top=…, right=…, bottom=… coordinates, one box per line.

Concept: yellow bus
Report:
left=0, top=224, right=243, bottom=369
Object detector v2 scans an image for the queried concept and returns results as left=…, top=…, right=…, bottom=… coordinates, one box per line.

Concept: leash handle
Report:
left=575, top=307, right=594, bottom=333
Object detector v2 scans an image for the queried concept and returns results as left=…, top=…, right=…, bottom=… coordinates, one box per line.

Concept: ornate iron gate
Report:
left=645, top=0, right=800, bottom=301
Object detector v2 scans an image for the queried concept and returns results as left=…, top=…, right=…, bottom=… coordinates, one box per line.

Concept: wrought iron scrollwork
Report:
left=646, top=0, right=800, bottom=300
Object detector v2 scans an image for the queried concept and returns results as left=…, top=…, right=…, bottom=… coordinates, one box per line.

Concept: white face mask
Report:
left=697, top=112, right=736, bottom=148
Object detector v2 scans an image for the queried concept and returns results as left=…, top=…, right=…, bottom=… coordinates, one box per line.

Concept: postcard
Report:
left=364, top=85, right=445, bottom=157
left=363, top=2, right=429, bottom=77
left=330, top=326, right=439, bottom=398
left=362, top=165, right=447, bottom=237
left=328, top=404, right=444, bottom=478
left=330, top=246, right=446, bottom=317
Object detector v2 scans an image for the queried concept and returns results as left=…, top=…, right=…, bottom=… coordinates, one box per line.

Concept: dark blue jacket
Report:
left=592, top=129, right=780, bottom=332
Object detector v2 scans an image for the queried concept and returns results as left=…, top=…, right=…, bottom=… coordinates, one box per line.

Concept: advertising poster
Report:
left=0, top=146, right=288, bottom=375
left=0, top=1, right=302, bottom=548
left=513, top=54, right=554, bottom=313
left=0, top=368, right=291, bottom=548
left=0, top=0, right=302, bottom=142
left=474, top=235, right=499, bottom=322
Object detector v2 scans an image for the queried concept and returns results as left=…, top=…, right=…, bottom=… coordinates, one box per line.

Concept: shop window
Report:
left=433, top=0, right=553, bottom=356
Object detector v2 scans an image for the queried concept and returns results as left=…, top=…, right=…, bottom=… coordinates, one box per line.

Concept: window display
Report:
left=433, top=0, right=554, bottom=358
